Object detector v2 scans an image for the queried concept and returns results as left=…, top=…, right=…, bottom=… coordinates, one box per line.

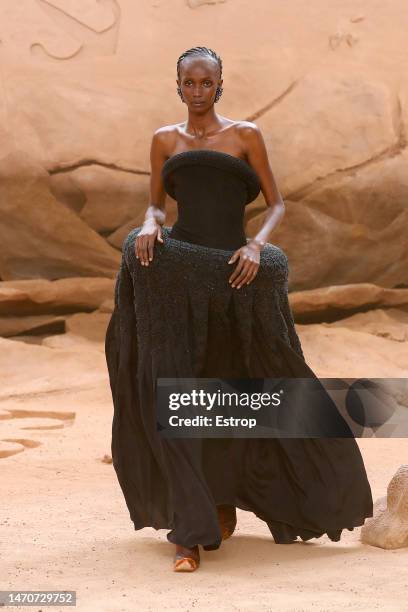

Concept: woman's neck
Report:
left=185, top=110, right=223, bottom=138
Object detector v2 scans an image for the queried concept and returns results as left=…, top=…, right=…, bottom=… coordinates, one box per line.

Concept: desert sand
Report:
left=1, top=309, right=407, bottom=612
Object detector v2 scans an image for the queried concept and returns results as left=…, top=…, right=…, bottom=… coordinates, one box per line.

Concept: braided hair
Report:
left=176, top=46, right=223, bottom=103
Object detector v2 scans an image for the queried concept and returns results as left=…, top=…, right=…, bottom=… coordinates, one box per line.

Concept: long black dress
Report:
left=104, top=149, right=373, bottom=550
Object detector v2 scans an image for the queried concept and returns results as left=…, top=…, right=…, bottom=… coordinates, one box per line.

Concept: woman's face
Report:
left=177, top=56, right=222, bottom=110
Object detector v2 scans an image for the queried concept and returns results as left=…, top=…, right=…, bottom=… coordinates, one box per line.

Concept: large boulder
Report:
left=0, top=277, right=115, bottom=315
left=0, top=151, right=121, bottom=280
left=289, top=283, right=408, bottom=321
left=256, top=74, right=396, bottom=195
left=361, top=465, right=408, bottom=549
left=50, top=165, right=151, bottom=234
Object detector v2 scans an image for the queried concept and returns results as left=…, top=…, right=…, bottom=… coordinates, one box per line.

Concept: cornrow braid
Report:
left=177, top=46, right=222, bottom=81
left=176, top=46, right=223, bottom=103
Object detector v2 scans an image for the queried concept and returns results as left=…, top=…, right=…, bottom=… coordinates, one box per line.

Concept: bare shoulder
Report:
left=151, top=123, right=182, bottom=156
left=153, top=123, right=181, bottom=138
left=235, top=120, right=263, bottom=141
left=234, top=120, right=267, bottom=159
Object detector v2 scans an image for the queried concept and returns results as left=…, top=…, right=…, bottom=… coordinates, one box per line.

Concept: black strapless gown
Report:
left=104, top=149, right=373, bottom=550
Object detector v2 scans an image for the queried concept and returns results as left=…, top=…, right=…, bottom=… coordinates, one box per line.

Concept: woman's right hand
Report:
left=134, top=220, right=164, bottom=266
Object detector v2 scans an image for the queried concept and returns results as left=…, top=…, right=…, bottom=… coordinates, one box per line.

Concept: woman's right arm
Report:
left=135, top=129, right=169, bottom=266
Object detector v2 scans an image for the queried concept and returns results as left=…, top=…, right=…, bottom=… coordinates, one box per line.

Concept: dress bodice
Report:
left=161, top=149, right=261, bottom=250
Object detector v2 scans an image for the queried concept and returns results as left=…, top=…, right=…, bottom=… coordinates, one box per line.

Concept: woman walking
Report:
left=105, top=46, right=373, bottom=572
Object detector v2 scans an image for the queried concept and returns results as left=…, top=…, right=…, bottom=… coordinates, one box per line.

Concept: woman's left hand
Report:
left=227, top=243, right=261, bottom=288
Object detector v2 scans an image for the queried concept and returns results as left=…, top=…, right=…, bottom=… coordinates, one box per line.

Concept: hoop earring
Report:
left=214, top=86, right=223, bottom=103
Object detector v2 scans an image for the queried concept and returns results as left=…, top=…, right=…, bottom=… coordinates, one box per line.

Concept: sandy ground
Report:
left=1, top=320, right=408, bottom=612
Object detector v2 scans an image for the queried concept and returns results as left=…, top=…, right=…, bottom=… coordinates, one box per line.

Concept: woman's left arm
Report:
left=228, top=122, right=285, bottom=289
left=243, top=122, right=285, bottom=246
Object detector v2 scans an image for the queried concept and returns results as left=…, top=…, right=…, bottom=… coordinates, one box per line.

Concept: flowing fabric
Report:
left=105, top=226, right=373, bottom=550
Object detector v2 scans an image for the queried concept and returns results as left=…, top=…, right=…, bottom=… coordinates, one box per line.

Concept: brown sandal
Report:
left=217, top=504, right=237, bottom=540
left=173, top=544, right=200, bottom=572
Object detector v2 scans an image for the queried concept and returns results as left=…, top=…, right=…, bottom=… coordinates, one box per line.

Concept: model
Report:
left=105, top=46, right=373, bottom=572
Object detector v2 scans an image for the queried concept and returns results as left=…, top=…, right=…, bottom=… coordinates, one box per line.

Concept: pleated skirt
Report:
left=104, top=226, right=373, bottom=550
